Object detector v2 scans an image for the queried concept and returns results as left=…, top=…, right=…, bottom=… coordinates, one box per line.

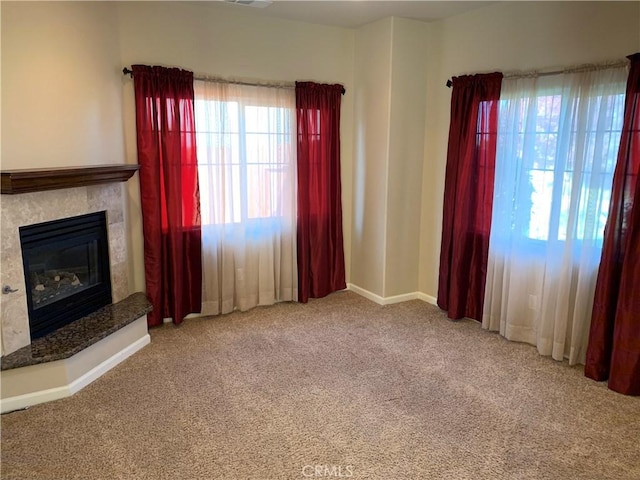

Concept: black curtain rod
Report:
left=123, top=67, right=346, bottom=95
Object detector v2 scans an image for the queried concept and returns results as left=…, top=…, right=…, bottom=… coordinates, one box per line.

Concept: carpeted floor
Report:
left=1, top=291, right=639, bottom=480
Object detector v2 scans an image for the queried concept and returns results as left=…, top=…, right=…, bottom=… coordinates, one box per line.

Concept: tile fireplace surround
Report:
left=0, top=167, right=151, bottom=412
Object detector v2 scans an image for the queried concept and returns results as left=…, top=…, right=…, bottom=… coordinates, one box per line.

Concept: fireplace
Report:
left=19, top=211, right=112, bottom=339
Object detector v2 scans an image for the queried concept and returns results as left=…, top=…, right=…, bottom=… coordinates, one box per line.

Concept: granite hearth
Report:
left=1, top=293, right=152, bottom=413
left=2, top=293, right=151, bottom=371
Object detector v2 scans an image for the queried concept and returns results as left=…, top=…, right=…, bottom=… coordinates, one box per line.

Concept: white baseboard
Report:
left=347, top=283, right=387, bottom=304
left=69, top=334, right=150, bottom=395
left=1, top=385, right=71, bottom=414
left=416, top=292, right=438, bottom=305
left=1, top=334, right=150, bottom=414
left=347, top=284, right=438, bottom=307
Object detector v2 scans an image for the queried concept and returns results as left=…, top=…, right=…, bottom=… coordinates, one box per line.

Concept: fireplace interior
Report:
left=19, top=211, right=112, bottom=339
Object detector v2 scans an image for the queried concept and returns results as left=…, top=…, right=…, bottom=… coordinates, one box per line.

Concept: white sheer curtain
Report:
left=483, top=66, right=628, bottom=364
left=194, top=80, right=297, bottom=315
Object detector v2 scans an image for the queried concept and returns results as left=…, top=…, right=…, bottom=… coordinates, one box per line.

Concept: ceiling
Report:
left=217, top=1, right=496, bottom=28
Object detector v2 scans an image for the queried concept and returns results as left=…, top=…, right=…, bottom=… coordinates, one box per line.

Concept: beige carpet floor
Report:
left=2, top=291, right=639, bottom=480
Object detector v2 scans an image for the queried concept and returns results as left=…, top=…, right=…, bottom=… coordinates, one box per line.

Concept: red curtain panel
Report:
left=585, top=53, right=640, bottom=395
left=132, top=65, right=202, bottom=326
left=437, top=73, right=503, bottom=320
left=295, top=82, right=346, bottom=303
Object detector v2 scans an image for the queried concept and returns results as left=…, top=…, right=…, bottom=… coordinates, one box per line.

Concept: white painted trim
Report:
left=68, top=334, right=150, bottom=395
left=416, top=292, right=438, bottom=305
left=1, top=334, right=150, bottom=414
left=347, top=283, right=438, bottom=307
left=0, top=385, right=71, bottom=414
left=382, top=17, right=394, bottom=300
left=382, top=292, right=421, bottom=305
left=347, top=283, right=386, bottom=305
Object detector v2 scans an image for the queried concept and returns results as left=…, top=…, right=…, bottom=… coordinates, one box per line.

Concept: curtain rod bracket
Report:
left=123, top=67, right=133, bottom=78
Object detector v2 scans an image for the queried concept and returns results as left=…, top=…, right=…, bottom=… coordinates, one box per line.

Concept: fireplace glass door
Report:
left=20, top=211, right=112, bottom=339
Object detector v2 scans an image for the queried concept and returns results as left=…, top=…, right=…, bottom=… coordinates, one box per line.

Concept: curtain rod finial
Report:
left=446, top=79, right=453, bottom=88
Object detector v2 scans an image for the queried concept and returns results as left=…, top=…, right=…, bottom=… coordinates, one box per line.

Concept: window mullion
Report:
left=547, top=93, right=570, bottom=242
left=238, top=101, right=249, bottom=223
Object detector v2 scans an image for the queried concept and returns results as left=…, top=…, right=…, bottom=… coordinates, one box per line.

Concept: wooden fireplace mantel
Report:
left=1, top=164, right=139, bottom=194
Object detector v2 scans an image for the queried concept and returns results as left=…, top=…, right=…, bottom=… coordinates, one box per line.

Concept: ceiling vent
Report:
left=224, top=0, right=272, bottom=8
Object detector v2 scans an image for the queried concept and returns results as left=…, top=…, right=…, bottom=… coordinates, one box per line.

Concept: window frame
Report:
left=194, top=90, right=295, bottom=229
left=495, top=84, right=625, bottom=246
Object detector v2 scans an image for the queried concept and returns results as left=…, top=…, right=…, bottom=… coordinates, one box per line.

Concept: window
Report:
left=195, top=80, right=298, bottom=316
left=194, top=81, right=296, bottom=228
left=483, top=66, right=630, bottom=366
left=495, top=76, right=626, bottom=244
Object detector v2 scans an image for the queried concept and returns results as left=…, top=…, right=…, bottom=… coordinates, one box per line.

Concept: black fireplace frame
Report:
left=19, top=211, right=113, bottom=340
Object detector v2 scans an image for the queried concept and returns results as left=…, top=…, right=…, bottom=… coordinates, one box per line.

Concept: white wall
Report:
left=418, top=1, right=640, bottom=298
left=1, top=1, right=124, bottom=169
left=385, top=17, right=427, bottom=297
left=351, top=18, right=392, bottom=297
left=115, top=1, right=355, bottom=292
left=351, top=17, right=428, bottom=299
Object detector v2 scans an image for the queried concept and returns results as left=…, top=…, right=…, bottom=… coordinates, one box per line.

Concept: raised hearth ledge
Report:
left=0, top=293, right=152, bottom=413
left=1, top=164, right=139, bottom=194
